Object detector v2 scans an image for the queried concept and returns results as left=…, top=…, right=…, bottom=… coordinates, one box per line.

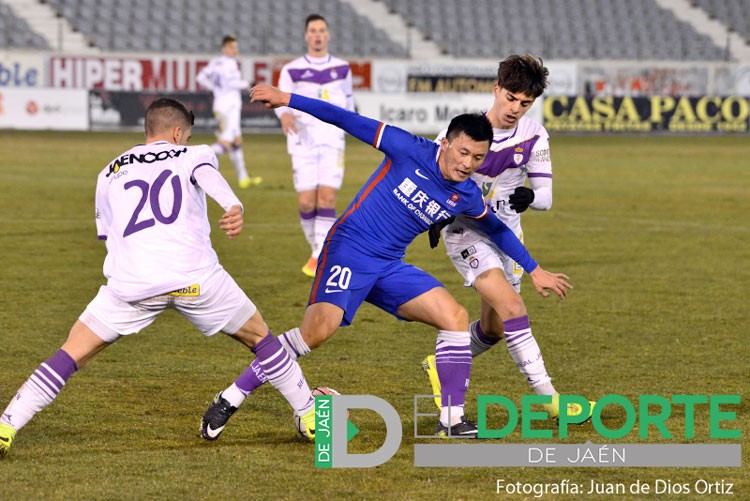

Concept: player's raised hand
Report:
left=219, top=205, right=244, bottom=240
left=528, top=266, right=572, bottom=300
left=250, top=84, right=291, bottom=108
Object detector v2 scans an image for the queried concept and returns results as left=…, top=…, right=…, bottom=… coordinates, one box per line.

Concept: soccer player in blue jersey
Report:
left=200, top=84, right=572, bottom=439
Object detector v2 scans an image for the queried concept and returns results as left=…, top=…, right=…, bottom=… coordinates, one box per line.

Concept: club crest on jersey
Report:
left=446, top=193, right=460, bottom=207
left=513, top=146, right=524, bottom=165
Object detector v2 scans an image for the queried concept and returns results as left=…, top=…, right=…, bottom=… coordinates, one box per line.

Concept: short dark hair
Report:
left=305, top=14, right=327, bottom=29
left=497, top=54, right=549, bottom=98
left=445, top=113, right=493, bottom=144
left=222, top=34, right=237, bottom=47
left=144, top=98, right=194, bottom=137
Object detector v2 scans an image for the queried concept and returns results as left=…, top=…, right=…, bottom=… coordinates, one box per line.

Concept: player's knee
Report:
left=442, top=303, right=469, bottom=331
left=300, top=326, right=333, bottom=349
left=317, top=194, right=336, bottom=208
left=503, top=295, right=527, bottom=319
left=231, top=314, right=269, bottom=348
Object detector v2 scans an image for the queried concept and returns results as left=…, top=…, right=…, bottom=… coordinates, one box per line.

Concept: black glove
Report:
left=428, top=216, right=455, bottom=249
left=508, top=186, right=535, bottom=213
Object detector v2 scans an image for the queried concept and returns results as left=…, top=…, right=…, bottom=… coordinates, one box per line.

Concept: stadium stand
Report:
left=37, top=0, right=408, bottom=56
left=694, top=0, right=750, bottom=42
left=0, top=2, right=50, bottom=49
left=380, top=0, right=730, bottom=60
left=1, top=0, right=745, bottom=60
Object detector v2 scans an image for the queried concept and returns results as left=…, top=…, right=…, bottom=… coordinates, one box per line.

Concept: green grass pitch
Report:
left=0, top=130, right=748, bottom=499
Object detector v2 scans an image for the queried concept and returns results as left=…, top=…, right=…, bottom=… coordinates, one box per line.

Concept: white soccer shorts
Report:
left=443, top=224, right=525, bottom=292
left=79, top=266, right=256, bottom=343
left=291, top=146, right=344, bottom=192
left=214, top=104, right=242, bottom=143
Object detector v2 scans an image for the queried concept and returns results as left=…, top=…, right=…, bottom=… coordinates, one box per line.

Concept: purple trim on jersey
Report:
left=528, top=172, right=552, bottom=178
left=98, top=235, right=107, bottom=240
left=287, top=65, right=350, bottom=85
left=476, top=135, right=541, bottom=177
left=190, top=162, right=216, bottom=184
left=492, top=127, right=518, bottom=144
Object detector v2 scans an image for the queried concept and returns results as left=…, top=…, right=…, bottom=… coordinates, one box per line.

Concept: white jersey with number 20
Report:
left=95, top=141, right=241, bottom=302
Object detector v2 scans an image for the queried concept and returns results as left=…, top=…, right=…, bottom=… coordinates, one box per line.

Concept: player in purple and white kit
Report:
left=422, top=55, right=596, bottom=421
left=199, top=84, right=572, bottom=439
left=0, top=98, right=315, bottom=457
left=196, top=35, right=262, bottom=189
left=274, top=14, right=354, bottom=278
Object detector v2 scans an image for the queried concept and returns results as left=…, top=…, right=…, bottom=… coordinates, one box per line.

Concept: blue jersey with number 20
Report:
left=286, top=95, right=537, bottom=325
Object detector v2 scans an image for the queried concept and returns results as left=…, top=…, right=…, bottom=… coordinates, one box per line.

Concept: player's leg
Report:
left=222, top=106, right=254, bottom=187
left=1, top=284, right=171, bottom=456
left=313, top=185, right=337, bottom=263
left=397, top=287, right=477, bottom=437
left=200, top=247, right=375, bottom=440
left=210, top=110, right=230, bottom=157
left=202, top=301, right=345, bottom=439
left=0, top=321, right=109, bottom=457
left=366, top=262, right=476, bottom=437
left=311, top=147, right=344, bottom=272
left=297, top=190, right=319, bottom=277
left=292, top=153, right=320, bottom=276
left=475, top=266, right=594, bottom=422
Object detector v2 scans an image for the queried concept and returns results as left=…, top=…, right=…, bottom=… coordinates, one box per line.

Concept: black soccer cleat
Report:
left=435, top=416, right=478, bottom=438
left=200, top=392, right=238, bottom=441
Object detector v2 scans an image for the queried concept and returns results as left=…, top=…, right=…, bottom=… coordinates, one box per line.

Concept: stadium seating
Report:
left=694, top=0, right=750, bottom=42
left=0, top=0, right=741, bottom=60
left=381, top=0, right=728, bottom=60
left=37, top=0, right=408, bottom=56
left=0, top=2, right=50, bottom=49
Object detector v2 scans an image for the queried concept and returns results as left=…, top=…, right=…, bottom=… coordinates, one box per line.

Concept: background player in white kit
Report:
left=0, top=98, right=315, bottom=457
left=423, top=54, right=596, bottom=420
left=196, top=35, right=262, bottom=189
left=275, top=14, right=354, bottom=277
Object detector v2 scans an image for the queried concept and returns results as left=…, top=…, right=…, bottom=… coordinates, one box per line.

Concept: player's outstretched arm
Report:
left=251, top=84, right=291, bottom=108
left=528, top=267, right=572, bottom=300
left=252, top=84, right=385, bottom=148
left=219, top=205, right=244, bottom=240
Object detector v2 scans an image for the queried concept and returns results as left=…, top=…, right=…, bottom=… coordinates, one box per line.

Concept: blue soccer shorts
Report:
left=309, top=240, right=443, bottom=326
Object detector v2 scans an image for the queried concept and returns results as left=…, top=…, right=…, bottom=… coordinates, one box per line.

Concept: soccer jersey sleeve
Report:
left=527, top=129, right=553, bottom=210
left=94, top=172, right=112, bottom=241
left=190, top=147, right=242, bottom=212
left=196, top=61, right=215, bottom=91
left=344, top=64, right=355, bottom=112
left=274, top=65, right=294, bottom=119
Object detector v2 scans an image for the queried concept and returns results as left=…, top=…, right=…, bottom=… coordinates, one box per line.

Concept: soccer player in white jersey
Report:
left=422, top=55, right=596, bottom=420
left=196, top=35, right=262, bottom=189
left=274, top=14, right=355, bottom=278
left=0, top=98, right=316, bottom=458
